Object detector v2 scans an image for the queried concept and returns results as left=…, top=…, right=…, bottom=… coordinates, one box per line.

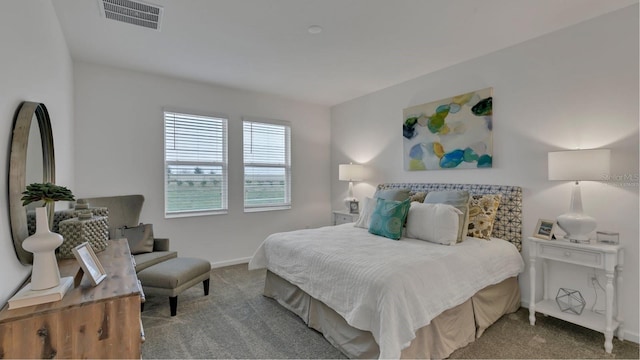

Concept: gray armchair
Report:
left=79, top=195, right=177, bottom=272
left=79, top=194, right=210, bottom=317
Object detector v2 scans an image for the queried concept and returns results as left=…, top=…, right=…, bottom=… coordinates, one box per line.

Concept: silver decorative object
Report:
left=597, top=231, right=619, bottom=244
left=556, top=288, right=585, bottom=315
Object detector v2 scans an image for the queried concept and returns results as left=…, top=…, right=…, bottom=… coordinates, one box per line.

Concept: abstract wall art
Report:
left=403, top=87, right=493, bottom=171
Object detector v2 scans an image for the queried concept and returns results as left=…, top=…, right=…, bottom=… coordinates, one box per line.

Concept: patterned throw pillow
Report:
left=368, top=198, right=411, bottom=240
left=467, top=194, right=502, bottom=239
left=408, top=191, right=428, bottom=203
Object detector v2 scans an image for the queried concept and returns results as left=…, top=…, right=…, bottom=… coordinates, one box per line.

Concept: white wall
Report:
left=73, top=62, right=331, bottom=266
left=0, top=0, right=75, bottom=304
left=330, top=6, right=639, bottom=341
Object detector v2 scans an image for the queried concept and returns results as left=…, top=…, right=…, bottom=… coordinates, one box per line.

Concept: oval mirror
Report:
left=9, top=102, right=55, bottom=264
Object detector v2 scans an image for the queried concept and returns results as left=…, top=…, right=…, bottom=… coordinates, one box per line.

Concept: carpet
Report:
left=141, top=264, right=639, bottom=359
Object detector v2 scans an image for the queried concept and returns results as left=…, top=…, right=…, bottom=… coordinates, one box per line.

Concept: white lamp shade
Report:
left=339, top=164, right=364, bottom=181
left=548, top=149, right=610, bottom=181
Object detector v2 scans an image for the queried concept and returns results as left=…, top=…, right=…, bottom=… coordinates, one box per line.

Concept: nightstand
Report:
left=333, top=210, right=359, bottom=225
left=528, top=237, right=624, bottom=353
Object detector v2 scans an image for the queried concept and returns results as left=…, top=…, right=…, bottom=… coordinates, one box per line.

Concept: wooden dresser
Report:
left=0, top=239, right=142, bottom=359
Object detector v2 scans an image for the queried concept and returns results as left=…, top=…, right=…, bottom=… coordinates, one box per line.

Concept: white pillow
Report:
left=353, top=197, right=375, bottom=229
left=405, top=202, right=462, bottom=245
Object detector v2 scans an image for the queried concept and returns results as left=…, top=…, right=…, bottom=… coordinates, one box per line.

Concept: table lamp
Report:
left=339, top=163, right=364, bottom=210
left=548, top=149, right=610, bottom=243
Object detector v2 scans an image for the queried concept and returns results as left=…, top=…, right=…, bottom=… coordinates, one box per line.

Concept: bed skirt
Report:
left=264, top=271, right=520, bottom=359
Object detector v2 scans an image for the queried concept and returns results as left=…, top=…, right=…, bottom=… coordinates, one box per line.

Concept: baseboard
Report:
left=520, top=301, right=639, bottom=344
left=210, top=257, right=251, bottom=269
left=626, top=331, right=640, bottom=344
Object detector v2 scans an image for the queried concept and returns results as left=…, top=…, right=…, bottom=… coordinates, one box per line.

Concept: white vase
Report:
left=22, top=207, right=63, bottom=290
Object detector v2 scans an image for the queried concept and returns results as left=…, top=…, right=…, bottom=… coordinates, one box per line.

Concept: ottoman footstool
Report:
left=137, top=257, right=211, bottom=316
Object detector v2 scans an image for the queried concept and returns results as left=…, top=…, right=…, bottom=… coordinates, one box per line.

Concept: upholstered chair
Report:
left=78, top=195, right=177, bottom=272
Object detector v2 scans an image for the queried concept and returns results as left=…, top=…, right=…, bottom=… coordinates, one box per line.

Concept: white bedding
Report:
left=249, top=224, right=524, bottom=359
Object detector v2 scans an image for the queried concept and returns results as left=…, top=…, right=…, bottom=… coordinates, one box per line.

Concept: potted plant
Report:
left=22, top=182, right=75, bottom=230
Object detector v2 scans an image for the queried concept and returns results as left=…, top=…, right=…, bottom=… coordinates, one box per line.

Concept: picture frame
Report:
left=72, top=242, right=107, bottom=286
left=533, top=219, right=557, bottom=240
left=349, top=200, right=359, bottom=214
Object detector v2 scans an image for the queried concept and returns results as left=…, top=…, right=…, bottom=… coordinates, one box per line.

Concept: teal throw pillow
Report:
left=368, top=198, right=411, bottom=240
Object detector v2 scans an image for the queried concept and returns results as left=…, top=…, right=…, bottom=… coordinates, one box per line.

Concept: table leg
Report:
left=542, top=258, right=549, bottom=300
left=604, top=271, right=614, bottom=353
left=616, top=260, right=624, bottom=341
left=529, top=257, right=536, bottom=326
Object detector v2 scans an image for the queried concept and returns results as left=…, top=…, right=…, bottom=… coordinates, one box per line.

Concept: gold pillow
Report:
left=467, top=194, right=502, bottom=240
left=409, top=191, right=428, bottom=203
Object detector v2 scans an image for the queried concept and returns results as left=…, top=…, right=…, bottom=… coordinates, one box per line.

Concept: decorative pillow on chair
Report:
left=424, top=191, right=470, bottom=243
left=406, top=203, right=462, bottom=245
left=368, top=198, right=411, bottom=240
left=119, top=223, right=154, bottom=254
left=467, top=194, right=502, bottom=240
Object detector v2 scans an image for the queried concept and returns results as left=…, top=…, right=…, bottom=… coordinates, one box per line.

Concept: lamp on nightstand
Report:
left=548, top=149, right=610, bottom=243
left=339, top=163, right=364, bottom=211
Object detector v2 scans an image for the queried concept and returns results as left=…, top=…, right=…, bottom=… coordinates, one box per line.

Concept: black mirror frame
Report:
left=9, top=101, right=55, bottom=264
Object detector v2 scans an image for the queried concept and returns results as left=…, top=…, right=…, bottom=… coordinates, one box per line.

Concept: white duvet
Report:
left=249, top=224, right=524, bottom=359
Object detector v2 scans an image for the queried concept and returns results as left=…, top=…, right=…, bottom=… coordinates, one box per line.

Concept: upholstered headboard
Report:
left=376, top=183, right=523, bottom=251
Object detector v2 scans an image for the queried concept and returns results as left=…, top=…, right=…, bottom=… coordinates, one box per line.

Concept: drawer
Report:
left=538, top=243, right=602, bottom=268
left=335, top=213, right=355, bottom=225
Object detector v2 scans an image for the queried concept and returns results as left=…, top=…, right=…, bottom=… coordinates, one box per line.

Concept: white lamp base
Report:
left=557, top=212, right=596, bottom=243
left=557, top=182, right=597, bottom=243
left=343, top=180, right=358, bottom=211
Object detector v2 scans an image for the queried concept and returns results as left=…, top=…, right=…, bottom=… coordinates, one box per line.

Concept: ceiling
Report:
left=52, top=0, right=637, bottom=106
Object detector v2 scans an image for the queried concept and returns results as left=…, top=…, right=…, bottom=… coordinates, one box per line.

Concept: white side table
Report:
left=333, top=210, right=358, bottom=225
left=528, top=237, right=624, bottom=353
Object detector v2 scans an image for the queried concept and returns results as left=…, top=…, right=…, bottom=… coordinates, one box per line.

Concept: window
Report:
left=164, top=111, right=228, bottom=217
left=243, top=118, right=291, bottom=211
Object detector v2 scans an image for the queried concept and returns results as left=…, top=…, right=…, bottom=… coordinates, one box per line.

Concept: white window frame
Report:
left=164, top=109, right=228, bottom=218
left=242, top=117, right=292, bottom=212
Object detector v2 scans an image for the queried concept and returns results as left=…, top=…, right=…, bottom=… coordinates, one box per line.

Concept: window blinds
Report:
left=243, top=119, right=291, bottom=210
left=164, top=111, right=228, bottom=216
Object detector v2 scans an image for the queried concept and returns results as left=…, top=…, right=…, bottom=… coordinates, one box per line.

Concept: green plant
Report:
left=21, top=182, right=75, bottom=207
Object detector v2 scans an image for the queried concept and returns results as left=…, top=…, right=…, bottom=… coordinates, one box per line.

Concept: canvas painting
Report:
left=403, top=87, right=493, bottom=171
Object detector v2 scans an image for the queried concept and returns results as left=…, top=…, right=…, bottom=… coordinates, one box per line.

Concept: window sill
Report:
left=165, top=210, right=228, bottom=219
left=244, top=205, right=291, bottom=213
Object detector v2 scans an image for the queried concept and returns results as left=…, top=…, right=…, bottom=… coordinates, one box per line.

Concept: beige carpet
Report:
left=141, top=264, right=639, bottom=359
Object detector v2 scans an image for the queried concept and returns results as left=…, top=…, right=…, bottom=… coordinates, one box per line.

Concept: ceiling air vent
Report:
left=98, top=0, right=163, bottom=31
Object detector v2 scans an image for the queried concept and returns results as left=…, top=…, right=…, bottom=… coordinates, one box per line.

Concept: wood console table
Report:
left=0, top=239, right=142, bottom=359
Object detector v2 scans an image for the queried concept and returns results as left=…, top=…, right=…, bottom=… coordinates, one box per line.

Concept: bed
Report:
left=249, top=183, right=524, bottom=359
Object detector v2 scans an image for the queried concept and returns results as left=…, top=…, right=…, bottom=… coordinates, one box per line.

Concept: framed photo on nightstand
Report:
left=533, top=219, right=557, bottom=240
left=349, top=200, right=359, bottom=214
